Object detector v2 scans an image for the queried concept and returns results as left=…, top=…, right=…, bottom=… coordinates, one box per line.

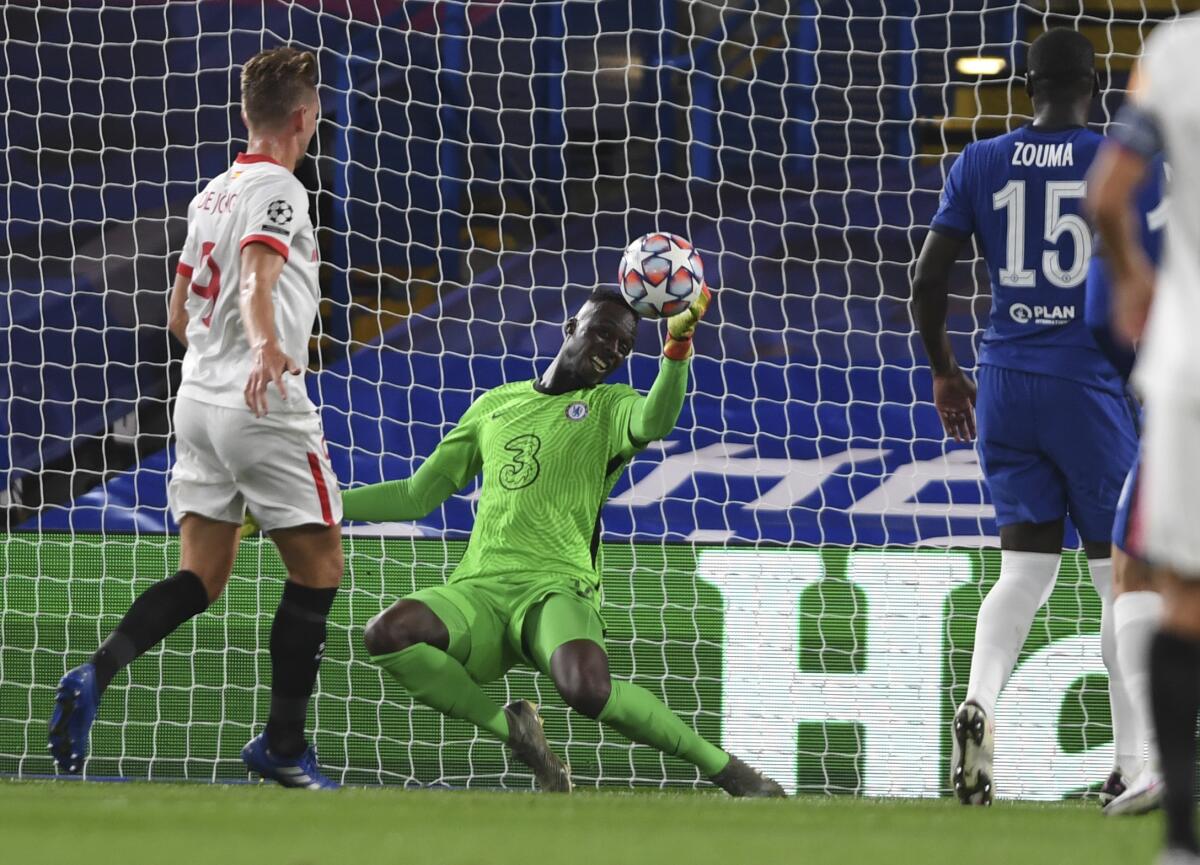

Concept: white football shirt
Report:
left=1132, top=14, right=1200, bottom=401
left=175, top=153, right=319, bottom=414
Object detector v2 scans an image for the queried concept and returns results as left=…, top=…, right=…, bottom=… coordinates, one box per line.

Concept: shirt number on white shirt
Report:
left=192, top=241, right=222, bottom=326
left=992, top=179, right=1092, bottom=289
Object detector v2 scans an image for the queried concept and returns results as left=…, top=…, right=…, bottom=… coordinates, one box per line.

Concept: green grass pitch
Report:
left=2, top=779, right=1161, bottom=865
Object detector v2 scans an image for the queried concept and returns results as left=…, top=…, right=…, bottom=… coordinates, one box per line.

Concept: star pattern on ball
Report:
left=659, top=243, right=697, bottom=279
left=618, top=232, right=705, bottom=318
left=266, top=199, right=294, bottom=226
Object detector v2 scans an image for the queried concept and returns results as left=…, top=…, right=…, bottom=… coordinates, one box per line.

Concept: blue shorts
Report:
left=975, top=365, right=1138, bottom=543
left=1112, top=456, right=1142, bottom=556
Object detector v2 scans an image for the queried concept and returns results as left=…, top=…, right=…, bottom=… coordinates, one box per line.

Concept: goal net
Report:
left=0, top=0, right=1175, bottom=798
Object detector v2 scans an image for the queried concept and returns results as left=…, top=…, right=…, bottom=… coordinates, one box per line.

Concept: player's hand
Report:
left=240, top=510, right=261, bottom=539
left=1114, top=263, right=1156, bottom=345
left=664, top=284, right=713, bottom=360
left=667, top=283, right=713, bottom=341
left=244, top=342, right=301, bottom=418
left=933, top=370, right=977, bottom=443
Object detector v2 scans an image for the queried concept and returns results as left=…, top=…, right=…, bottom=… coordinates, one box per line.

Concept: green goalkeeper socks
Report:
left=371, top=644, right=510, bottom=742
left=373, top=644, right=730, bottom=778
left=597, top=679, right=730, bottom=777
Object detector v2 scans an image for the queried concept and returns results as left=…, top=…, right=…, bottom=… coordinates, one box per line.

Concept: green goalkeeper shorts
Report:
left=408, top=575, right=604, bottom=685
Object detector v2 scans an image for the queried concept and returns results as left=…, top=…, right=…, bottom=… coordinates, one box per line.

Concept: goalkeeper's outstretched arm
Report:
left=340, top=460, right=461, bottom=523
left=243, top=412, right=481, bottom=536
left=340, top=406, right=484, bottom=523
left=628, top=284, right=712, bottom=444
left=629, top=357, right=690, bottom=444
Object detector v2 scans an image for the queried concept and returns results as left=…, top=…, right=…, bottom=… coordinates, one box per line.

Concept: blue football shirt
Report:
left=931, top=125, right=1120, bottom=392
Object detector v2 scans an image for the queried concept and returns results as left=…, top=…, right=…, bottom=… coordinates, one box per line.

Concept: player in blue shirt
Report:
left=1082, top=160, right=1168, bottom=816
left=912, top=28, right=1139, bottom=806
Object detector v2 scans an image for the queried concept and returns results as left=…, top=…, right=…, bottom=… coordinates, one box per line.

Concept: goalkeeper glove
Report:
left=240, top=510, right=261, bottom=539
left=663, top=283, right=712, bottom=361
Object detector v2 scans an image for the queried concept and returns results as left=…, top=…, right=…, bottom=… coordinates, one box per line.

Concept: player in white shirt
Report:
left=1089, top=13, right=1200, bottom=864
left=48, top=47, right=344, bottom=790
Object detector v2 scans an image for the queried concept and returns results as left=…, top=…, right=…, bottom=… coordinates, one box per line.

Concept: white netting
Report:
left=0, top=0, right=1183, bottom=797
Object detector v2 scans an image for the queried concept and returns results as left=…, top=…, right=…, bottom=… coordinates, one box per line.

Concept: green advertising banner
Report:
left=0, top=534, right=1110, bottom=798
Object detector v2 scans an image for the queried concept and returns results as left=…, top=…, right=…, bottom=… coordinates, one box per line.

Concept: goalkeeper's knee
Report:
left=550, top=640, right=612, bottom=719
left=363, top=599, right=449, bottom=656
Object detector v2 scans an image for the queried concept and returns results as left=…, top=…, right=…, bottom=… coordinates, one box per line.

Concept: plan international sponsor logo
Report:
left=1010, top=302, right=1076, bottom=326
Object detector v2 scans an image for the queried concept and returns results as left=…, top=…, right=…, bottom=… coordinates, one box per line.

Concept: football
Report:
left=618, top=232, right=705, bottom=318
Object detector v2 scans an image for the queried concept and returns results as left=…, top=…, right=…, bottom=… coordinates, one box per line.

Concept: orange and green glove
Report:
left=663, top=283, right=713, bottom=361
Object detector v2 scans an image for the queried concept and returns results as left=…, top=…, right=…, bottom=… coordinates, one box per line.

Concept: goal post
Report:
left=0, top=0, right=1174, bottom=797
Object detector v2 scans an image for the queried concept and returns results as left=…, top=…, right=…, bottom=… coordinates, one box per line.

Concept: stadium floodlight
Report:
left=956, top=56, right=1008, bottom=76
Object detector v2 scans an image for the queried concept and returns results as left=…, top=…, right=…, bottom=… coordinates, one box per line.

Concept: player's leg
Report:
left=954, top=518, right=1062, bottom=804
left=95, top=513, right=238, bottom=693
left=1054, top=382, right=1145, bottom=800
left=1150, top=573, right=1200, bottom=855
left=239, top=535, right=342, bottom=789
left=224, top=409, right=344, bottom=788
left=524, top=593, right=784, bottom=797
left=49, top=514, right=238, bottom=774
left=365, top=593, right=510, bottom=742
left=1112, top=555, right=1162, bottom=759
left=365, top=585, right=575, bottom=790
left=955, top=367, right=1064, bottom=804
left=260, top=523, right=342, bottom=752
left=1075, top=534, right=1140, bottom=800
left=526, top=596, right=729, bottom=777
left=1082, top=536, right=1144, bottom=800
left=967, top=369, right=1064, bottom=722
left=48, top=397, right=242, bottom=774
left=1104, top=550, right=1165, bottom=814
left=1137, top=400, right=1200, bottom=857
left=1105, top=458, right=1166, bottom=815
left=968, top=518, right=1063, bottom=716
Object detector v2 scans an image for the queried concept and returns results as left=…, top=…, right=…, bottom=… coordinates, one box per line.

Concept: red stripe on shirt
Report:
left=240, top=234, right=289, bottom=261
left=176, top=262, right=194, bottom=278
left=307, top=452, right=335, bottom=526
left=235, top=152, right=285, bottom=167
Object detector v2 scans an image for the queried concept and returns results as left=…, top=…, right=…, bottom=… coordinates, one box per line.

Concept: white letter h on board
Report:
left=702, top=550, right=972, bottom=796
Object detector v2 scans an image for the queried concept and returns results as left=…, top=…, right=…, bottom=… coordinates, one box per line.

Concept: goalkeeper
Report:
left=348, top=287, right=781, bottom=796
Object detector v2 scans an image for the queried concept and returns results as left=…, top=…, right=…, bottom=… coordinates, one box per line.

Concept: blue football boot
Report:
left=241, top=733, right=339, bottom=790
left=48, top=663, right=100, bottom=774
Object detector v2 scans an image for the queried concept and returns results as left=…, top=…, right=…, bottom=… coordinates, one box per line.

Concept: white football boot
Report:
left=1104, top=768, right=1164, bottom=816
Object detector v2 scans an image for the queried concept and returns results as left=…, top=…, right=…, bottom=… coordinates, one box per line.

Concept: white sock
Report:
left=1114, top=590, right=1165, bottom=775
left=1092, top=559, right=1142, bottom=778
left=966, top=551, right=1060, bottom=717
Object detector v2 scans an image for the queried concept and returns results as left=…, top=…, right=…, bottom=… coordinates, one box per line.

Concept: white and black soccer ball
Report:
left=618, top=232, right=705, bottom=319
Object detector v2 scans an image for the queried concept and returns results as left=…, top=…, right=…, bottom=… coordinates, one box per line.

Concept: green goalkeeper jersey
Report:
left=342, top=357, right=691, bottom=590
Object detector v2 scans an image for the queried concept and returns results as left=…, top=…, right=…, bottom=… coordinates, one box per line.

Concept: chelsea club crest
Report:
left=565, top=401, right=589, bottom=421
